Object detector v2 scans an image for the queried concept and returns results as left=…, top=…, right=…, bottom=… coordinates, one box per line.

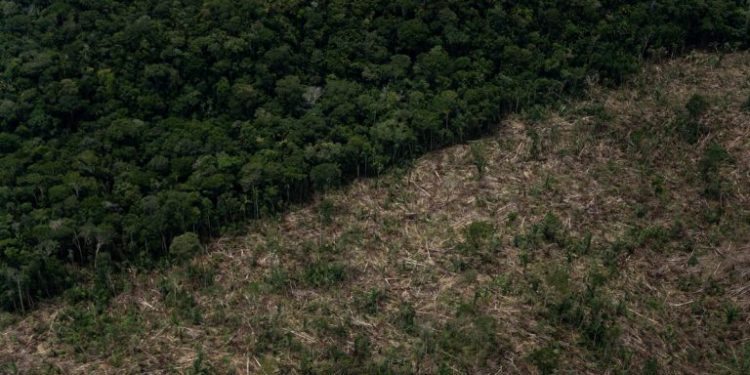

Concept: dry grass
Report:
left=2, top=51, right=750, bottom=374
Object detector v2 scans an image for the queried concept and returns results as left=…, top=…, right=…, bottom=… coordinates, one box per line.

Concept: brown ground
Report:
left=2, top=51, right=749, bottom=374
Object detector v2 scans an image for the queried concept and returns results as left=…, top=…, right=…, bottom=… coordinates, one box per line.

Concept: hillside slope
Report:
left=2, top=52, right=750, bottom=374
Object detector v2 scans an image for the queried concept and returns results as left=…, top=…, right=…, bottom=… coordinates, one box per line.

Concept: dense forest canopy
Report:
left=0, top=0, right=748, bottom=311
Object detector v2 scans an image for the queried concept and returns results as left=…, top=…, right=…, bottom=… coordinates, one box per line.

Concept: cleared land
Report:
left=2, top=52, right=750, bottom=374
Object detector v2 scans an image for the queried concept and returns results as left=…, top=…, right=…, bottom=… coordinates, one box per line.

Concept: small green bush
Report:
left=169, top=232, right=203, bottom=262
left=394, top=302, right=417, bottom=333
left=185, top=263, right=216, bottom=290
left=579, top=103, right=614, bottom=132
left=642, top=357, right=660, bottom=375
left=544, top=269, right=623, bottom=351
left=93, top=252, right=119, bottom=312
left=514, top=212, right=567, bottom=251
left=685, top=94, right=709, bottom=118
left=700, top=142, right=732, bottom=200
left=438, top=310, right=503, bottom=370
left=317, top=199, right=335, bottom=225
left=461, top=221, right=496, bottom=254
left=355, top=289, right=386, bottom=315
left=469, top=142, right=488, bottom=179
left=157, top=277, right=202, bottom=324
left=56, top=305, right=142, bottom=356
left=726, top=342, right=750, bottom=374
left=675, top=94, right=710, bottom=144
left=527, top=345, right=560, bottom=375
left=527, top=128, right=542, bottom=160
left=353, top=334, right=372, bottom=361
left=187, top=350, right=214, bottom=375
left=300, top=262, right=347, bottom=288
left=742, top=94, right=750, bottom=112
left=266, top=266, right=290, bottom=292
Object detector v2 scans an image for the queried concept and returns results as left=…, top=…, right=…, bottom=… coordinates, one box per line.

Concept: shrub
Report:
left=56, top=305, right=142, bottom=356
left=169, top=232, right=203, bottom=262
left=676, top=94, right=710, bottom=144
left=460, top=221, right=496, bottom=254
left=353, top=334, right=372, bottom=361
left=700, top=142, right=732, bottom=200
left=317, top=199, right=335, bottom=225
left=527, top=128, right=542, bottom=160
left=157, top=277, right=202, bottom=324
left=266, top=266, right=290, bottom=292
left=300, top=262, right=348, bottom=288
left=394, top=302, right=417, bottom=333
left=469, top=142, right=488, bottom=178
left=513, top=212, right=567, bottom=251
left=527, top=345, right=560, bottom=375
left=355, top=289, right=386, bottom=315
left=438, top=309, right=503, bottom=371
left=544, top=269, right=623, bottom=351
left=685, top=94, right=709, bottom=118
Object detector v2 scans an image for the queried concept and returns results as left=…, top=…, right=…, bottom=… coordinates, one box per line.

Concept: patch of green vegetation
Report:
left=61, top=265, right=120, bottom=316
left=470, top=142, right=488, bottom=179
left=527, top=344, right=561, bottom=375
left=459, top=220, right=498, bottom=254
left=355, top=288, right=387, bottom=315
left=157, top=277, right=203, bottom=324
left=393, top=302, right=417, bottom=334
left=265, top=266, right=291, bottom=293
left=686, top=94, right=710, bottom=118
left=187, top=350, right=215, bottom=375
left=299, top=262, right=348, bottom=289
left=579, top=102, right=614, bottom=133
left=352, top=334, right=372, bottom=362
left=527, top=127, right=543, bottom=160
left=641, top=357, right=660, bottom=375
left=55, top=305, right=142, bottom=358
left=0, top=311, right=18, bottom=331
left=723, top=341, right=750, bottom=375
left=524, top=105, right=553, bottom=123
left=169, top=232, right=204, bottom=263
left=674, top=94, right=710, bottom=144
left=530, top=174, right=559, bottom=197
left=543, top=268, right=624, bottom=352
left=91, top=252, right=121, bottom=312
left=506, top=212, right=519, bottom=226
left=184, top=262, right=217, bottom=290
left=317, top=199, right=336, bottom=226
left=435, top=304, right=505, bottom=371
left=700, top=142, right=733, bottom=201
left=724, top=303, right=741, bottom=325
left=601, top=224, right=680, bottom=270
left=491, top=274, right=515, bottom=295
left=514, top=212, right=568, bottom=252
left=252, top=314, right=299, bottom=354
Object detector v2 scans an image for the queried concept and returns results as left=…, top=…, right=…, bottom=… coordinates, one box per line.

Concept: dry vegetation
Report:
left=2, top=51, right=750, bottom=374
